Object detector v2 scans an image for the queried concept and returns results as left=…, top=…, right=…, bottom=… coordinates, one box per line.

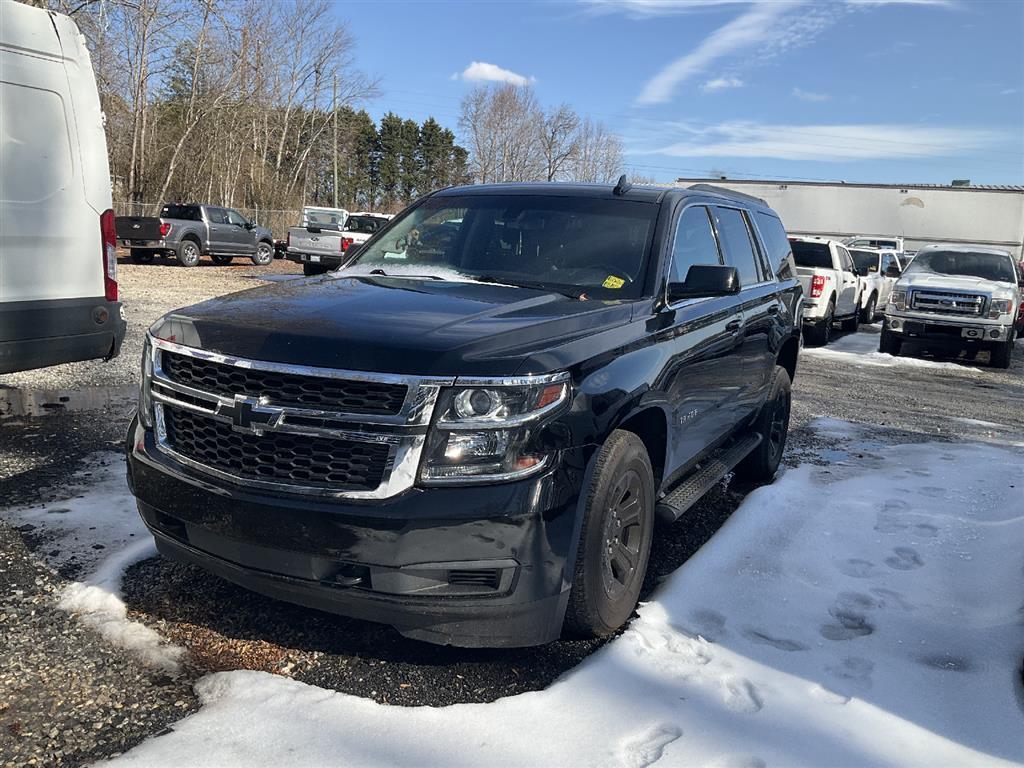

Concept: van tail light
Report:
left=100, top=209, right=117, bottom=301
left=159, top=221, right=171, bottom=237
left=810, top=275, right=827, bottom=299
left=341, top=237, right=354, bottom=252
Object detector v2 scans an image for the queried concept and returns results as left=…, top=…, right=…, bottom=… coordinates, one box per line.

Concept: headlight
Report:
left=989, top=299, right=1013, bottom=319
left=420, top=376, right=569, bottom=484
left=139, top=337, right=154, bottom=428
left=889, top=290, right=907, bottom=311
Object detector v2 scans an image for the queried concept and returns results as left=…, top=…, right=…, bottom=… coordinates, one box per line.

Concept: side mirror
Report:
left=667, top=264, right=740, bottom=302
left=244, top=221, right=255, bottom=230
left=884, top=266, right=901, bottom=278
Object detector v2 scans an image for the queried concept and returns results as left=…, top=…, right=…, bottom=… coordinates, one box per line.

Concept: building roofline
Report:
left=674, top=178, right=1024, bottom=194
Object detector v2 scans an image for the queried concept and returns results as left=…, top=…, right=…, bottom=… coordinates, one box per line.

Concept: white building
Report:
left=674, top=178, right=1024, bottom=259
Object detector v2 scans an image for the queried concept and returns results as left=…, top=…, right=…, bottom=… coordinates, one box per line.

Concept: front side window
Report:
left=348, top=195, right=658, bottom=299
left=881, top=253, right=899, bottom=274
left=669, top=206, right=721, bottom=284
left=904, top=250, right=1016, bottom=283
left=712, top=207, right=760, bottom=287
left=838, top=246, right=855, bottom=273
left=225, top=209, right=248, bottom=227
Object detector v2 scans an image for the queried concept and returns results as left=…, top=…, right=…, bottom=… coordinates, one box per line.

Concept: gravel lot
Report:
left=2, top=259, right=1022, bottom=764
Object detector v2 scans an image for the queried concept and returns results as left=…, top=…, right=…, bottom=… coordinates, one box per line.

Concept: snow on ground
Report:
left=1, top=454, right=184, bottom=674
left=103, top=422, right=1024, bottom=767
left=801, top=330, right=981, bottom=371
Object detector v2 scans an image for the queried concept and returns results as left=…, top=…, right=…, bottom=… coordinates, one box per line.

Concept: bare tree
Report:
left=538, top=104, right=579, bottom=182
left=459, top=84, right=544, bottom=183
left=569, top=118, right=624, bottom=184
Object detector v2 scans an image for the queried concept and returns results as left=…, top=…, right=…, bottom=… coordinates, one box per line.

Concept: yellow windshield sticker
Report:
left=602, top=275, right=625, bottom=289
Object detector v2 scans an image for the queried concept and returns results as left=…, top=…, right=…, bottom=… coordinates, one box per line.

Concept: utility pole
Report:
left=332, top=74, right=339, bottom=209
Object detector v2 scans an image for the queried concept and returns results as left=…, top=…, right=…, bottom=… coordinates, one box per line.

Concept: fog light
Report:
left=989, top=329, right=1000, bottom=338
left=890, top=319, right=901, bottom=330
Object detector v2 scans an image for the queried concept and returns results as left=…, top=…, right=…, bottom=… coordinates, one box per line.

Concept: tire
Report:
left=564, top=430, right=655, bottom=639
left=303, top=263, right=329, bottom=277
left=130, top=250, right=155, bottom=264
left=177, top=239, right=201, bottom=267
left=735, top=366, right=792, bottom=484
left=252, top=241, right=273, bottom=266
left=804, top=299, right=835, bottom=346
left=860, top=294, right=877, bottom=324
left=879, top=327, right=902, bottom=356
left=211, top=254, right=233, bottom=265
left=841, top=302, right=860, bottom=332
left=990, top=338, right=1013, bottom=369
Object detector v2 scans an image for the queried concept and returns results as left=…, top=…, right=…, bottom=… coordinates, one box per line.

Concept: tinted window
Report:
left=712, top=207, right=760, bottom=287
left=881, top=253, right=900, bottom=274
left=350, top=195, right=657, bottom=299
left=669, top=206, right=721, bottom=284
left=225, top=209, right=248, bottom=226
left=837, top=246, right=855, bottom=272
left=161, top=204, right=202, bottom=221
left=790, top=240, right=832, bottom=269
left=206, top=207, right=228, bottom=224
left=851, top=249, right=880, bottom=274
left=753, top=212, right=792, bottom=280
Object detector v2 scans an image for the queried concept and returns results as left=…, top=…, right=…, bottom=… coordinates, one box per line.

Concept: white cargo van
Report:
left=0, top=0, right=125, bottom=374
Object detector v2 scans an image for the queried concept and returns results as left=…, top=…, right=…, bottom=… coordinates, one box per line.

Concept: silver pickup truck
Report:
left=286, top=207, right=391, bottom=276
left=880, top=244, right=1022, bottom=368
left=116, top=203, right=274, bottom=267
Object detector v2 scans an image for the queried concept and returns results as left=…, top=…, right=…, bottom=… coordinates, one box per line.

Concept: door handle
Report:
left=726, top=319, right=742, bottom=332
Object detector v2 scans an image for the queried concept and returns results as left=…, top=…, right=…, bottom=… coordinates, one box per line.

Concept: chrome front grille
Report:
left=147, top=338, right=452, bottom=499
left=910, top=290, right=986, bottom=316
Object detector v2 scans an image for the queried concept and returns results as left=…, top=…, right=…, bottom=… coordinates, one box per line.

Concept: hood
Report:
left=896, top=271, right=1017, bottom=297
left=150, top=274, right=637, bottom=376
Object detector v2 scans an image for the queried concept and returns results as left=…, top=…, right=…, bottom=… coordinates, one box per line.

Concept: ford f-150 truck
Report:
left=287, top=208, right=391, bottom=276
left=849, top=247, right=903, bottom=323
left=116, top=203, right=274, bottom=267
left=126, top=181, right=802, bottom=647
left=789, top=236, right=862, bottom=345
left=880, top=244, right=1021, bottom=368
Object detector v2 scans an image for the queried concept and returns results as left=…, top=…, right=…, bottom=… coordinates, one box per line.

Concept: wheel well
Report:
left=618, top=408, right=667, bottom=489
left=182, top=234, right=201, bottom=245
left=259, top=238, right=273, bottom=246
left=777, top=336, right=799, bottom=382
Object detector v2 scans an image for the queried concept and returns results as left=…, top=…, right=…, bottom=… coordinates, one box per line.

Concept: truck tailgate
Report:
left=288, top=227, right=346, bottom=256
left=116, top=216, right=162, bottom=241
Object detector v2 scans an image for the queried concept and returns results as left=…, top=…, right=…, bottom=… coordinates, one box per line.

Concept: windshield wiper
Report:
left=474, top=274, right=586, bottom=300
left=366, top=269, right=445, bottom=280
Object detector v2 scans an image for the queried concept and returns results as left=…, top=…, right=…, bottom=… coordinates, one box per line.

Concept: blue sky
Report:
left=349, top=0, right=1024, bottom=185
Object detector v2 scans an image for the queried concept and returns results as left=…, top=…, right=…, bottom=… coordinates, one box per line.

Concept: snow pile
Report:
left=802, top=331, right=981, bottom=371
left=1, top=454, right=184, bottom=675
left=108, top=424, right=1024, bottom=767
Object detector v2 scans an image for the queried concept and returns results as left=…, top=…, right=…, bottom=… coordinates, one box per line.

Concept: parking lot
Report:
left=2, top=259, right=1023, bottom=765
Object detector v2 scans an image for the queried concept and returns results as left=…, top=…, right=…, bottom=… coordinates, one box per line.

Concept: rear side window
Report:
left=669, top=206, right=722, bottom=284
left=161, top=204, right=201, bottom=221
left=753, top=212, right=794, bottom=280
left=206, top=207, right=229, bottom=225
left=790, top=240, right=832, bottom=269
left=0, top=82, right=72, bottom=203
left=712, top=207, right=760, bottom=288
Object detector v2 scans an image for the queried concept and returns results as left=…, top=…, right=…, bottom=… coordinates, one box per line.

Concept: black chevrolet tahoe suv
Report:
left=126, top=181, right=802, bottom=647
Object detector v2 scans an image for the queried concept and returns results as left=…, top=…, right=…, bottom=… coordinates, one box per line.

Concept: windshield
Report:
left=345, top=216, right=387, bottom=234
left=346, top=194, right=658, bottom=299
left=851, top=249, right=880, bottom=274
left=904, top=250, right=1016, bottom=283
left=790, top=240, right=832, bottom=269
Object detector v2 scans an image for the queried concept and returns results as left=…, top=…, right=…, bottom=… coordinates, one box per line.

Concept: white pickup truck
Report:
left=789, top=236, right=862, bottom=345
left=880, top=244, right=1021, bottom=368
left=849, top=247, right=904, bottom=323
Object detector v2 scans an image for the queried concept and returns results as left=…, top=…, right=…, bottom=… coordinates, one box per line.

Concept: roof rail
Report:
left=687, top=183, right=767, bottom=206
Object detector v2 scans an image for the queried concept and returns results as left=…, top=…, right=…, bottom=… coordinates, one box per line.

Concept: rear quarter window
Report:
left=790, top=241, right=833, bottom=269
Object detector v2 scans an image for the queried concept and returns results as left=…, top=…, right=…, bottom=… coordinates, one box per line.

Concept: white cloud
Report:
left=633, top=120, right=1002, bottom=161
left=453, top=61, right=535, bottom=87
left=701, top=76, right=744, bottom=92
left=792, top=87, right=830, bottom=102
left=1000, top=88, right=1019, bottom=95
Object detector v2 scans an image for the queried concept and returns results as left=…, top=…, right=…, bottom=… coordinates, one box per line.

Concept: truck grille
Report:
left=164, top=406, right=389, bottom=491
left=162, top=351, right=407, bottom=415
left=910, top=291, right=985, bottom=317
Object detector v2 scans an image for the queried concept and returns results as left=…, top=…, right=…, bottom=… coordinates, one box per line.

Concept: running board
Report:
left=655, top=433, right=762, bottom=523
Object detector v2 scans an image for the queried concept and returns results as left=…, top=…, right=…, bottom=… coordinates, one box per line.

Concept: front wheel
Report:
left=735, top=366, right=791, bottom=484
left=177, top=240, right=201, bottom=267
left=252, top=242, right=273, bottom=266
left=879, top=327, right=902, bottom=356
left=564, top=430, right=655, bottom=639
left=990, top=338, right=1014, bottom=369
left=860, top=294, right=877, bottom=324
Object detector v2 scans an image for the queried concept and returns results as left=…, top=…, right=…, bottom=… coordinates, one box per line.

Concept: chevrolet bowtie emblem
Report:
left=215, top=395, right=281, bottom=434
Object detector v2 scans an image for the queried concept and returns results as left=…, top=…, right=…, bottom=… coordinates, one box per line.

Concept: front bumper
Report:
left=126, top=416, right=589, bottom=647
left=884, top=313, right=1013, bottom=343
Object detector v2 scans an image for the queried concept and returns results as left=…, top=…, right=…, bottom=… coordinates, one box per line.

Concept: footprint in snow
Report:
left=687, top=609, right=728, bottom=642
left=741, top=627, right=809, bottom=652
left=870, top=587, right=915, bottom=611
left=919, top=486, right=946, bottom=498
left=616, top=724, right=682, bottom=768
left=723, top=677, right=763, bottom=714
left=820, top=598, right=876, bottom=641
left=836, top=558, right=880, bottom=579
left=884, top=547, right=924, bottom=571
left=826, top=656, right=875, bottom=688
